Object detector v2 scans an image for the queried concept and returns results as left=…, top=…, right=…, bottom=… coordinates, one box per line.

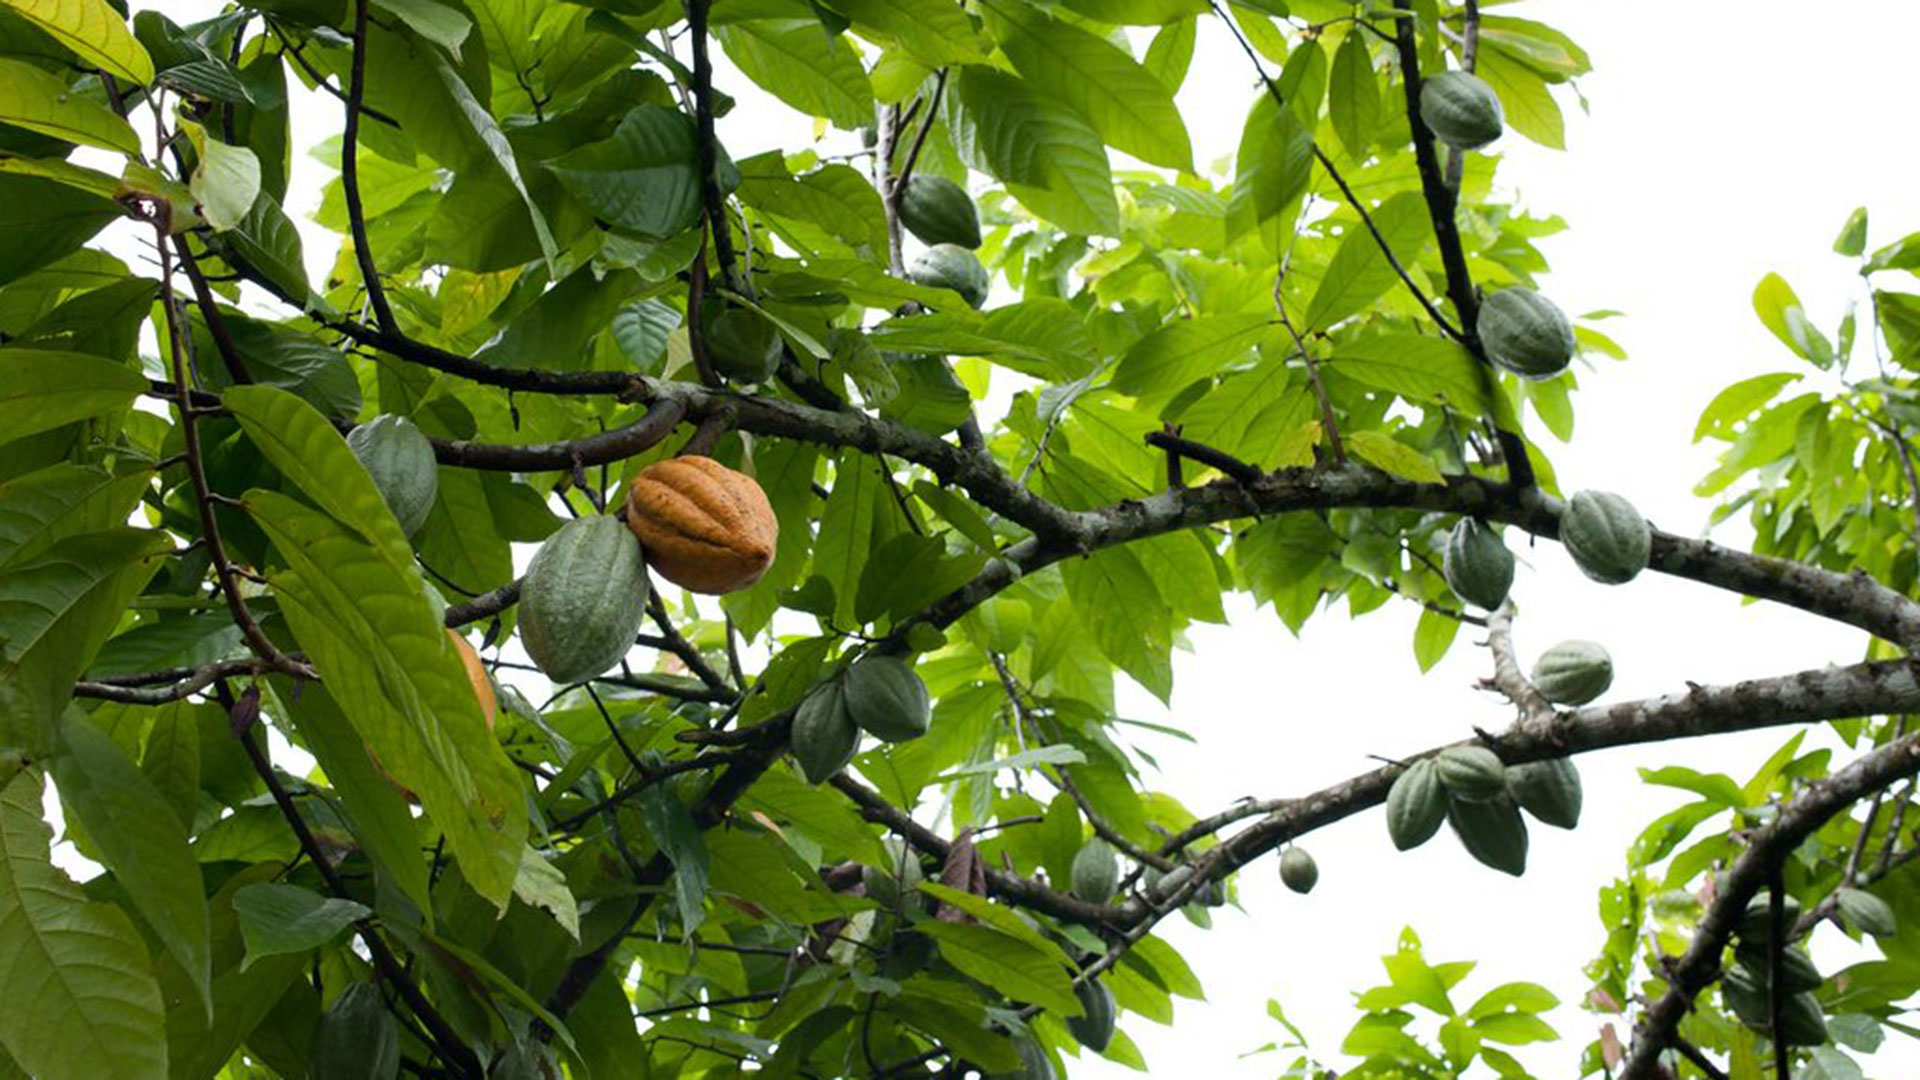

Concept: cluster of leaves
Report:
left=1, top=0, right=1917, bottom=1078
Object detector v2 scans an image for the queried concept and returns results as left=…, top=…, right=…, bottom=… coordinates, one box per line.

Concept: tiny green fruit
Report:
left=1477, top=287, right=1575, bottom=378
left=1387, top=759, right=1448, bottom=851
left=1070, top=837, right=1119, bottom=903
left=704, top=306, right=782, bottom=384
left=1419, top=70, right=1504, bottom=150
left=347, top=414, right=437, bottom=536
left=842, top=655, right=932, bottom=743
left=1279, top=846, right=1318, bottom=894
left=792, top=679, right=860, bottom=784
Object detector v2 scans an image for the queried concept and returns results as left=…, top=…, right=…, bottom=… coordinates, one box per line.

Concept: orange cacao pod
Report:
left=625, top=455, right=778, bottom=594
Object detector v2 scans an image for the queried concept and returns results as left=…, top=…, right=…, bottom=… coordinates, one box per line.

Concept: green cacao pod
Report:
left=347, top=414, right=437, bottom=536
left=1435, top=746, right=1508, bottom=802
left=1530, top=640, right=1613, bottom=706
left=309, top=982, right=399, bottom=1080
left=899, top=174, right=982, bottom=249
left=1836, top=886, right=1898, bottom=937
left=1560, top=490, right=1651, bottom=585
left=1447, top=793, right=1528, bottom=876
left=990, top=1035, right=1056, bottom=1080
left=1505, top=756, right=1583, bottom=829
left=1387, top=758, right=1448, bottom=851
left=518, top=516, right=650, bottom=685
left=1477, top=287, right=1575, bottom=379
left=1279, top=846, right=1318, bottom=894
left=1419, top=70, right=1504, bottom=150
left=843, top=655, right=932, bottom=743
left=1070, top=837, right=1119, bottom=903
left=1733, top=944, right=1824, bottom=994
left=1066, top=979, right=1116, bottom=1052
left=704, top=306, right=782, bottom=384
left=1736, top=891, right=1804, bottom=942
left=1777, top=991, right=1830, bottom=1046
left=792, top=678, right=860, bottom=784
left=1143, top=863, right=1192, bottom=902
left=908, top=243, right=991, bottom=309
left=1720, top=963, right=1770, bottom=1028
left=1442, top=517, right=1514, bottom=610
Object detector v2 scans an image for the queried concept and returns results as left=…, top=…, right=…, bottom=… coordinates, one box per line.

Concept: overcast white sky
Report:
left=109, top=1, right=1920, bottom=1075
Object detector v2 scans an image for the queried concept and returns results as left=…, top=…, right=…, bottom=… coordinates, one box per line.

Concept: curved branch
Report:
left=425, top=399, right=686, bottom=471
left=1619, top=729, right=1920, bottom=1079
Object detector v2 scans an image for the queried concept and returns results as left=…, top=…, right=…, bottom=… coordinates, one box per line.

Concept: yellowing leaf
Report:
left=2, top=0, right=154, bottom=84
left=1346, top=430, right=1445, bottom=483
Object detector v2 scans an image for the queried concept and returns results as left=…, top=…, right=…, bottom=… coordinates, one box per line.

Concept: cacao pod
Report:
left=899, top=174, right=982, bottom=249
left=1477, top=287, right=1575, bottom=379
left=1736, top=891, right=1803, bottom=942
left=703, top=306, right=782, bottom=384
left=792, top=678, right=860, bottom=784
left=1419, top=70, right=1504, bottom=150
left=1720, top=963, right=1770, bottom=1028
left=1530, top=639, right=1613, bottom=706
left=1836, top=886, right=1898, bottom=937
left=1069, top=837, right=1119, bottom=904
left=907, top=243, right=991, bottom=309
left=625, top=455, right=779, bottom=595
left=1776, top=991, right=1830, bottom=1046
left=1447, top=792, right=1528, bottom=876
left=843, top=654, right=931, bottom=743
left=990, top=1035, right=1056, bottom=1080
left=1505, top=756, right=1582, bottom=829
left=1144, top=863, right=1192, bottom=902
left=1387, top=758, right=1448, bottom=851
left=518, top=515, right=650, bottom=685
left=1435, top=745, right=1507, bottom=802
left=863, top=837, right=926, bottom=912
left=1066, top=979, right=1116, bottom=1053
left=1442, top=517, right=1514, bottom=610
left=1279, top=846, right=1318, bottom=894
left=1732, top=944, right=1823, bottom=994
left=308, top=982, right=399, bottom=1080
left=346, top=414, right=437, bottom=537
left=1559, top=490, right=1651, bottom=585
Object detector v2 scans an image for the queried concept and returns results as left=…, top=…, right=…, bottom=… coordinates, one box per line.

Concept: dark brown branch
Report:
left=171, top=240, right=253, bottom=385
left=425, top=399, right=686, bottom=471
left=1618, top=730, right=1920, bottom=1078
left=686, top=0, right=741, bottom=294
left=1142, top=430, right=1263, bottom=485
left=74, top=657, right=276, bottom=704
left=343, top=0, right=395, bottom=333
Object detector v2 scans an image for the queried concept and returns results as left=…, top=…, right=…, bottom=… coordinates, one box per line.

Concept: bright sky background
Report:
left=106, top=1, right=1920, bottom=1075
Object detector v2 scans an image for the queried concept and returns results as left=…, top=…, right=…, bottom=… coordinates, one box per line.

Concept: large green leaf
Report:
left=230, top=884, right=369, bottom=969
left=0, top=464, right=150, bottom=571
left=0, top=58, right=139, bottom=154
left=1303, top=191, right=1433, bottom=330
left=984, top=0, right=1191, bottom=171
left=948, top=67, right=1119, bottom=237
left=0, top=0, right=153, bottom=84
left=547, top=105, right=713, bottom=241
left=1325, top=333, right=1490, bottom=414
left=1112, top=314, right=1269, bottom=399
left=1226, top=92, right=1313, bottom=247
left=918, top=920, right=1079, bottom=1016
left=1065, top=545, right=1173, bottom=702
left=824, top=0, right=987, bottom=66
left=52, top=714, right=210, bottom=1016
left=244, top=491, right=525, bottom=908
left=0, top=770, right=166, bottom=1080
left=187, top=136, right=259, bottom=233
left=0, top=349, right=145, bottom=448
left=716, top=17, right=873, bottom=129
left=0, top=174, right=122, bottom=286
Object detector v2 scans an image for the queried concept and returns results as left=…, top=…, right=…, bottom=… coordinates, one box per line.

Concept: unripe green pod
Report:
left=704, top=306, right=782, bottom=384
left=1477, top=287, right=1575, bottom=379
left=792, top=679, right=860, bottom=784
left=1442, top=517, right=1514, bottom=610
left=1447, top=793, right=1528, bottom=876
left=989, top=1034, right=1056, bottom=1080
left=1435, top=746, right=1508, bottom=802
left=1732, top=944, right=1824, bottom=994
left=518, top=516, right=651, bottom=685
left=1560, top=490, right=1651, bottom=584
left=1279, top=846, right=1318, bottom=894
left=347, top=414, right=437, bottom=537
left=1419, top=70, right=1504, bottom=150
left=1720, top=963, right=1770, bottom=1028
left=1776, top=991, right=1830, bottom=1046
left=899, top=174, right=982, bottom=249
left=1836, top=887, right=1897, bottom=937
left=1735, top=891, right=1804, bottom=943
left=1066, top=979, right=1116, bottom=1052
left=908, top=243, right=991, bottom=309
left=1506, top=756, right=1583, bottom=829
left=843, top=655, right=932, bottom=743
left=1069, top=837, right=1119, bottom=904
left=1387, top=758, right=1448, bottom=851
left=1530, top=640, right=1613, bottom=706
left=308, top=982, right=399, bottom=1080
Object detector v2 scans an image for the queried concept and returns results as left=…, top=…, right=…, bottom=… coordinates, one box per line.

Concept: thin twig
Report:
left=342, top=0, right=395, bottom=333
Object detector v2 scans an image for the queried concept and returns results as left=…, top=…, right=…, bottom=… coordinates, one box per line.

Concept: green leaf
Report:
left=716, top=17, right=873, bottom=129
left=0, top=771, right=166, bottom=1080
left=1227, top=92, right=1313, bottom=247
left=1753, top=272, right=1832, bottom=365
left=1328, top=30, right=1382, bottom=160
left=1304, top=191, right=1433, bottom=330
left=548, top=105, right=712, bottom=241
left=188, top=136, right=260, bottom=232
left=1112, top=314, right=1269, bottom=399
left=1412, top=607, right=1458, bottom=672
left=0, top=173, right=122, bottom=286
left=0, top=58, right=140, bottom=155
left=636, top=784, right=709, bottom=934
left=1834, top=206, right=1869, bottom=257
left=826, top=0, right=987, bottom=66
left=52, top=713, right=210, bottom=1014
left=231, top=883, right=370, bottom=969
left=429, top=48, right=557, bottom=267
left=1066, top=546, right=1173, bottom=702
left=813, top=452, right=883, bottom=627
left=1326, top=333, right=1490, bottom=414
left=1477, top=46, right=1563, bottom=150
left=1346, top=431, right=1445, bottom=483
left=1053, top=0, right=1207, bottom=23
left=918, top=920, right=1079, bottom=1016
left=985, top=1, right=1192, bottom=171
left=0, top=349, right=146, bottom=448
left=934, top=744, right=1087, bottom=780
left=243, top=490, right=527, bottom=909
left=2, top=0, right=153, bottom=84
left=948, top=67, right=1119, bottom=236
left=0, top=464, right=149, bottom=571
left=372, top=0, right=472, bottom=58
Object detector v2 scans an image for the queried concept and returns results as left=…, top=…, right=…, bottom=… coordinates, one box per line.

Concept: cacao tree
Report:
left=0, top=0, right=1914, bottom=1078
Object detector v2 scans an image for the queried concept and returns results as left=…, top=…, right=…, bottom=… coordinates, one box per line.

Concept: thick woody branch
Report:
left=1618, top=729, right=1920, bottom=1079
left=1482, top=601, right=1554, bottom=728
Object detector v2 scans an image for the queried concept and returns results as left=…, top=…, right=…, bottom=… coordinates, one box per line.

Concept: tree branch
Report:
left=342, top=0, right=395, bottom=332
left=1482, top=601, right=1554, bottom=729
